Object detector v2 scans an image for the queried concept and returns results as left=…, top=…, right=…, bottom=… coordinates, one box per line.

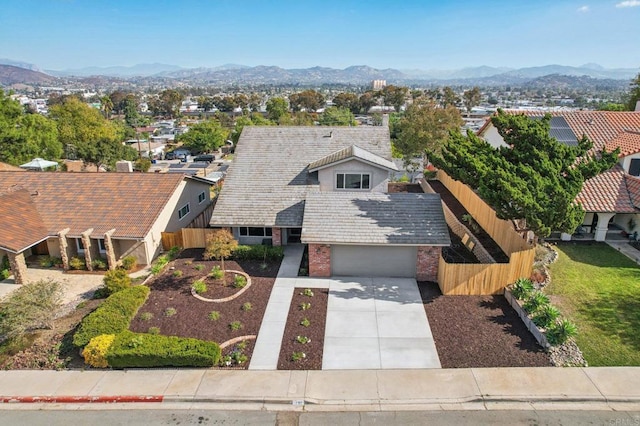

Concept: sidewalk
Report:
left=0, top=367, right=639, bottom=411
left=606, top=241, right=640, bottom=265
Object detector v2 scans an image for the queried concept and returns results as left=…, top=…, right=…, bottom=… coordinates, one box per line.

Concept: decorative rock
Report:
left=548, top=340, right=588, bottom=367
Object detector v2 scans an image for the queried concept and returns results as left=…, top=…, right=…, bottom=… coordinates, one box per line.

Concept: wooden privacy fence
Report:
left=434, top=170, right=536, bottom=295
left=162, top=228, right=222, bottom=250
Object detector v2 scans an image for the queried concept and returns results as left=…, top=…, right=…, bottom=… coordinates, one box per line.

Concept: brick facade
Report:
left=309, top=243, right=331, bottom=277
left=272, top=227, right=282, bottom=246
left=416, top=246, right=441, bottom=282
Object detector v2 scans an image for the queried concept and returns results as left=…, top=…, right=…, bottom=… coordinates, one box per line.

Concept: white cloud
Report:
left=616, top=0, right=640, bottom=7
left=577, top=5, right=590, bottom=12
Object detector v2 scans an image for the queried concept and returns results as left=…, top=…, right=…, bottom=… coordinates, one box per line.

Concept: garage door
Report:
left=331, top=245, right=417, bottom=277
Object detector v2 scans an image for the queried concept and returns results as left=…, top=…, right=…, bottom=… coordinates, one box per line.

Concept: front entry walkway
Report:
left=250, top=245, right=441, bottom=370
left=323, top=277, right=441, bottom=370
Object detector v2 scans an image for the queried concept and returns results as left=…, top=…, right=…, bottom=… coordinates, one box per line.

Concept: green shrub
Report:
left=233, top=275, right=247, bottom=288
left=164, top=307, right=177, bottom=317
left=106, top=330, right=220, bottom=368
left=522, top=291, right=550, bottom=314
left=72, top=286, right=150, bottom=348
left=69, top=256, right=86, bottom=270
left=173, top=270, right=183, bottom=278
left=147, top=327, right=161, bottom=335
left=194, top=264, right=204, bottom=271
left=82, top=334, right=115, bottom=368
left=546, top=319, right=578, bottom=346
left=103, top=269, right=132, bottom=295
left=192, top=279, right=207, bottom=294
left=511, top=278, right=534, bottom=300
left=232, top=245, right=284, bottom=261
left=92, top=257, right=107, bottom=270
left=229, top=321, right=243, bottom=331
left=139, top=312, right=153, bottom=321
left=398, top=174, right=410, bottom=183
left=209, top=266, right=224, bottom=279
left=167, top=246, right=181, bottom=259
left=39, top=255, right=56, bottom=268
left=0, top=269, right=10, bottom=280
left=291, top=351, right=306, bottom=361
left=300, top=318, right=310, bottom=327
left=208, top=311, right=220, bottom=321
left=1, top=255, right=10, bottom=280
left=241, top=302, right=252, bottom=311
left=121, top=256, right=137, bottom=271
left=532, top=304, right=561, bottom=329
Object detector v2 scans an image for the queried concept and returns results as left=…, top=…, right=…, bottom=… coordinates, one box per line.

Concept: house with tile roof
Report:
left=478, top=110, right=640, bottom=241
left=210, top=126, right=450, bottom=279
left=0, top=172, right=213, bottom=284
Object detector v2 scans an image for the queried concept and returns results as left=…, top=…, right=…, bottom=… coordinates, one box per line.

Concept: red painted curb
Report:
left=0, top=395, right=164, bottom=403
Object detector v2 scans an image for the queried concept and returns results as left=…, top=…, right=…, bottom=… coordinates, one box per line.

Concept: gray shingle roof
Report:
left=210, top=126, right=393, bottom=227
left=301, top=192, right=451, bottom=246
left=308, top=145, right=398, bottom=172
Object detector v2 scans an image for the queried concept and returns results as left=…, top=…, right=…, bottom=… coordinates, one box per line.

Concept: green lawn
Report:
left=546, top=242, right=640, bottom=366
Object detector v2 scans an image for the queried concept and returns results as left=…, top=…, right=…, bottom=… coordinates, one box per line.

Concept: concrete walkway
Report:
left=0, top=367, right=639, bottom=411
left=607, top=241, right=640, bottom=265
left=250, top=245, right=440, bottom=370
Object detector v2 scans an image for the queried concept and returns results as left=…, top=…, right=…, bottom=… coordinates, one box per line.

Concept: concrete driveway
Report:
left=323, top=277, right=441, bottom=370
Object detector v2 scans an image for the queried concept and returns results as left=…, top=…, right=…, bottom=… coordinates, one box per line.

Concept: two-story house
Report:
left=209, top=126, right=450, bottom=280
left=478, top=110, right=640, bottom=241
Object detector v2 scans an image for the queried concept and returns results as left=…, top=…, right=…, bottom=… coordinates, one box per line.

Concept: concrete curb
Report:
left=0, top=395, right=163, bottom=403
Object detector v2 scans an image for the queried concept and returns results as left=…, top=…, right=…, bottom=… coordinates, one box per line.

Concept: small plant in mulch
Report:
left=164, top=307, right=177, bottom=317
left=301, top=288, right=314, bottom=297
left=300, top=302, right=311, bottom=311
left=173, top=270, right=183, bottom=278
left=234, top=275, right=247, bottom=288
left=546, top=319, right=578, bottom=346
left=192, top=279, right=207, bottom=294
left=291, top=351, right=306, bottom=362
left=208, top=311, right=221, bottom=321
left=184, top=260, right=193, bottom=265
left=209, top=266, right=223, bottom=280
left=194, top=264, right=205, bottom=271
left=296, top=335, right=310, bottom=344
left=148, top=327, right=161, bottom=335
left=523, top=291, right=550, bottom=315
left=229, top=321, right=243, bottom=331
left=140, top=312, right=154, bottom=321
left=241, top=302, right=253, bottom=312
left=532, top=305, right=560, bottom=329
left=220, top=340, right=249, bottom=367
left=511, top=278, right=534, bottom=300
left=300, top=318, right=310, bottom=327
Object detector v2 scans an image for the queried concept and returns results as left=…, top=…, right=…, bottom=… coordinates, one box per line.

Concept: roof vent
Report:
left=324, top=131, right=333, bottom=138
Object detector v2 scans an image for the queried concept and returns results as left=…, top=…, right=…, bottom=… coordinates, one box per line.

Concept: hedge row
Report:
left=232, top=245, right=284, bottom=261
left=105, top=331, right=221, bottom=368
left=73, top=286, right=150, bottom=348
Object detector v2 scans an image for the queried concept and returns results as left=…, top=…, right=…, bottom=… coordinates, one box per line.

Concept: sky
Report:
left=1, top=0, right=639, bottom=71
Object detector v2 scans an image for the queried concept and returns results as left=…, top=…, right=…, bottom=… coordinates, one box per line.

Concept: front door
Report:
left=32, top=240, right=49, bottom=255
left=287, top=228, right=302, bottom=244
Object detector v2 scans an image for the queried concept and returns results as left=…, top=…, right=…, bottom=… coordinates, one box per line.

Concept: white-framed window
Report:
left=336, top=173, right=371, bottom=190
left=75, top=238, right=84, bottom=254
left=198, top=191, right=206, bottom=204
left=630, top=159, right=640, bottom=177
left=97, top=238, right=107, bottom=253
left=178, top=203, right=190, bottom=220
left=238, top=227, right=272, bottom=237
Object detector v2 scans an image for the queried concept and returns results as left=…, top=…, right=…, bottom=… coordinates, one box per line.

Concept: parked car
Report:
left=165, top=149, right=190, bottom=161
left=193, top=154, right=215, bottom=163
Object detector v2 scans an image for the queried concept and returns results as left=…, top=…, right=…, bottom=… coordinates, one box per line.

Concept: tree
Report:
left=358, top=91, right=377, bottom=114
left=462, top=87, right=482, bottom=115
left=391, top=99, right=463, bottom=164
left=429, top=110, right=619, bottom=237
left=381, top=85, right=408, bottom=112
left=626, top=72, right=640, bottom=111
left=230, top=113, right=275, bottom=144
left=0, top=89, right=62, bottom=165
left=442, top=86, right=460, bottom=107
left=266, top=97, right=289, bottom=122
left=149, top=89, right=183, bottom=118
left=100, top=95, right=113, bottom=119
left=122, top=97, right=140, bottom=127
left=289, top=90, right=324, bottom=112
left=204, top=229, right=238, bottom=272
left=0, top=279, right=63, bottom=341
left=318, top=106, right=357, bottom=126
left=177, top=119, right=229, bottom=154
left=332, top=93, right=359, bottom=114
left=78, top=137, right=138, bottom=171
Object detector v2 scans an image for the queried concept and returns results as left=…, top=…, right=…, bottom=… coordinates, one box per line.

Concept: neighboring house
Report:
left=210, top=126, right=450, bottom=279
left=0, top=172, right=213, bottom=284
left=478, top=110, right=640, bottom=241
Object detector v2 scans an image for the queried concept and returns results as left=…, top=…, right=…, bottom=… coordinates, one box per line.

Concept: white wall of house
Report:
left=613, top=213, right=640, bottom=233
left=317, top=159, right=389, bottom=193
left=621, top=153, right=640, bottom=176
left=480, top=125, right=507, bottom=149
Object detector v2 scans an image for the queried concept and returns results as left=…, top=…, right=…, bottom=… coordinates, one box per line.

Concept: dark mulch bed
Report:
left=277, top=287, right=328, bottom=370
left=130, top=249, right=280, bottom=368
left=428, top=180, right=510, bottom=263
left=419, top=282, right=551, bottom=368
left=388, top=182, right=423, bottom=193
left=443, top=226, right=479, bottom=263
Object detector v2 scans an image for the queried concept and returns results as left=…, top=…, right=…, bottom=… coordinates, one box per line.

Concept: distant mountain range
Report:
left=0, top=59, right=637, bottom=87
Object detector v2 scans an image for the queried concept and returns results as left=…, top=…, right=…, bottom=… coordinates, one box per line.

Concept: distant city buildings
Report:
left=371, top=79, right=386, bottom=90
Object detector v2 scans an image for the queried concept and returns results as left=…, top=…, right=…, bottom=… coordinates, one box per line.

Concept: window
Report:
left=238, top=227, right=272, bottom=237
left=178, top=203, right=190, bottom=220
left=198, top=191, right=206, bottom=204
left=75, top=238, right=84, bottom=254
left=336, top=173, right=371, bottom=190
left=630, top=159, right=640, bottom=177
left=97, top=238, right=107, bottom=253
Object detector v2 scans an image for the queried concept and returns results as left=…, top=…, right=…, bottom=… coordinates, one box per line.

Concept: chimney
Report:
left=382, top=114, right=390, bottom=127
left=116, top=160, right=133, bottom=173
left=635, top=100, right=640, bottom=112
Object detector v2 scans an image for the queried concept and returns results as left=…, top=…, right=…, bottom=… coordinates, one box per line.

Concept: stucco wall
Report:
left=621, top=153, right=640, bottom=176
left=317, top=159, right=389, bottom=192
left=480, top=125, right=507, bottom=149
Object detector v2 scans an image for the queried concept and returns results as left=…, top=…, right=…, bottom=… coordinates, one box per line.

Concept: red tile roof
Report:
left=0, top=189, right=49, bottom=252
left=481, top=110, right=640, bottom=213
left=0, top=172, right=186, bottom=239
left=626, top=175, right=640, bottom=210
